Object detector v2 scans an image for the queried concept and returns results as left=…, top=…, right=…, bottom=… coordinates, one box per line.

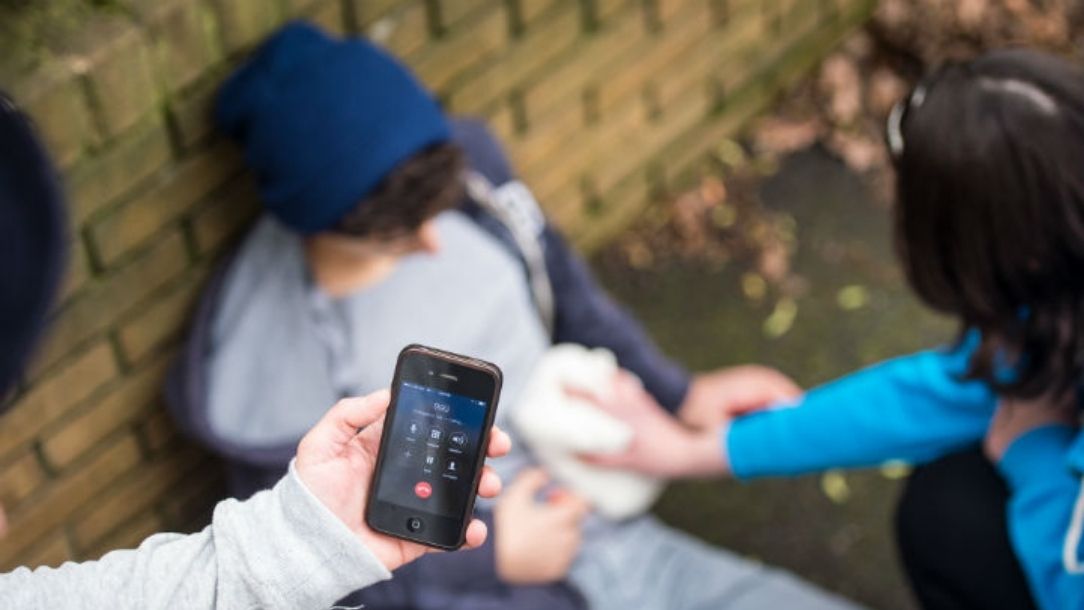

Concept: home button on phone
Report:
left=406, top=517, right=424, bottom=533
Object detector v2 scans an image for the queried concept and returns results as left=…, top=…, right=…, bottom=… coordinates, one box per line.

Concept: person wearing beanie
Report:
left=169, top=20, right=862, bottom=610
left=0, top=91, right=510, bottom=608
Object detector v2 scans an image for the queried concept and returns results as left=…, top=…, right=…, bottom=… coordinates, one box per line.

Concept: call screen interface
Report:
left=376, top=381, right=489, bottom=518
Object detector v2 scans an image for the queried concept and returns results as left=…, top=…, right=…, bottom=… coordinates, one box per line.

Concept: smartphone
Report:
left=365, top=344, right=504, bottom=550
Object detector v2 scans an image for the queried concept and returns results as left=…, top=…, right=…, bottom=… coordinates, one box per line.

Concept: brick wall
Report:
left=0, top=0, right=873, bottom=569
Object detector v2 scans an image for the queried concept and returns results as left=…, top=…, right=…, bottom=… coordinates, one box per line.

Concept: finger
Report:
left=562, top=384, right=600, bottom=405
left=486, top=425, right=512, bottom=458
left=764, top=372, right=803, bottom=398
left=578, top=451, right=629, bottom=469
left=477, top=466, right=502, bottom=498
left=615, top=369, right=644, bottom=390
left=745, top=368, right=803, bottom=401
left=553, top=493, right=592, bottom=520
left=506, top=467, right=550, bottom=501
left=463, top=518, right=489, bottom=549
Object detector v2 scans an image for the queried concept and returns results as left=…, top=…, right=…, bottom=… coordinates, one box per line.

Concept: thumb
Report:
left=303, top=390, right=392, bottom=455
left=335, top=389, right=393, bottom=430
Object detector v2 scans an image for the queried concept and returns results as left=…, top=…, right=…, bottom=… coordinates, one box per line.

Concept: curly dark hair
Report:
left=893, top=49, right=1084, bottom=399
left=333, top=142, right=466, bottom=239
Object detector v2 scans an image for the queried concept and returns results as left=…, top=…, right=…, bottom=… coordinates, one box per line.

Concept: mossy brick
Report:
left=190, top=173, right=261, bottom=257
left=209, top=0, right=285, bottom=54
left=140, top=408, right=180, bottom=455
left=16, top=64, right=96, bottom=169
left=0, top=450, right=46, bottom=509
left=445, top=4, right=580, bottom=115
left=65, top=117, right=172, bottom=226
left=0, top=342, right=118, bottom=460
left=711, top=3, right=818, bottom=93
left=527, top=95, right=643, bottom=202
left=22, top=531, right=72, bottom=570
left=652, top=18, right=753, bottom=109
left=88, top=140, right=241, bottom=267
left=302, top=0, right=349, bottom=35
left=366, top=2, right=432, bottom=59
left=655, top=0, right=695, bottom=24
left=536, top=180, right=584, bottom=229
left=542, top=5, right=755, bottom=197
left=167, top=78, right=222, bottom=152
left=767, top=0, right=820, bottom=41
left=656, top=2, right=860, bottom=188
left=58, top=239, right=93, bottom=305
left=69, top=21, right=160, bottom=140
left=656, top=78, right=771, bottom=187
left=571, top=167, right=652, bottom=252
left=84, top=511, right=162, bottom=561
left=116, top=273, right=205, bottom=367
left=515, top=0, right=564, bottom=28
left=524, top=92, right=641, bottom=178
left=347, top=0, right=414, bottom=29
left=588, top=81, right=712, bottom=196
left=73, top=443, right=201, bottom=552
left=0, top=434, right=141, bottom=569
left=487, top=103, right=517, bottom=144
left=593, top=0, right=712, bottom=115
left=281, top=0, right=325, bottom=15
left=592, top=0, right=634, bottom=23
left=31, top=231, right=190, bottom=376
left=130, top=0, right=223, bottom=94
left=437, top=0, right=498, bottom=30
left=520, top=9, right=643, bottom=125
left=410, top=7, right=508, bottom=92
left=511, top=101, right=584, bottom=171
left=41, top=352, right=171, bottom=471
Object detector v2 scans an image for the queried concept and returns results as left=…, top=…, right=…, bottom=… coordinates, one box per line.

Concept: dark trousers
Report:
left=895, top=447, right=1038, bottom=610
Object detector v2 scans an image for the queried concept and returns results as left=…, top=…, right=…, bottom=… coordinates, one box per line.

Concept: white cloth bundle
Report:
left=512, top=344, right=664, bottom=519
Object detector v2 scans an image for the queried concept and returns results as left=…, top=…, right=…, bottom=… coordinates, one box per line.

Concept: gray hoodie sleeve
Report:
left=0, top=460, right=392, bottom=609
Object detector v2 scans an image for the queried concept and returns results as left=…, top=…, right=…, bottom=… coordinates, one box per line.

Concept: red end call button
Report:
left=414, top=481, right=432, bottom=499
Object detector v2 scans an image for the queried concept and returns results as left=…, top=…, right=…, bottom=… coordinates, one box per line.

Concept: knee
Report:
left=894, top=447, right=1006, bottom=559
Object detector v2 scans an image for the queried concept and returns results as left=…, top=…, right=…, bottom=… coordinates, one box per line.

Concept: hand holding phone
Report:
left=296, top=389, right=510, bottom=571
left=365, top=345, right=504, bottom=550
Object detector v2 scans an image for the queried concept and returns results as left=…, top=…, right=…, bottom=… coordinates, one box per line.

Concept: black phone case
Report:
left=364, top=344, right=503, bottom=550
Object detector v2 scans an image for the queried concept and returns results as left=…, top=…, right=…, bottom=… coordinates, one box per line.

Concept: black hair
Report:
left=893, top=49, right=1084, bottom=399
left=333, top=142, right=465, bottom=239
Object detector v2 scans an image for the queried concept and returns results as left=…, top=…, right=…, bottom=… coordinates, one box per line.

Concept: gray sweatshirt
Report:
left=0, top=461, right=392, bottom=609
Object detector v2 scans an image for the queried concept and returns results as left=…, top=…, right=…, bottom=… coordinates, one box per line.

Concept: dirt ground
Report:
left=593, top=146, right=955, bottom=609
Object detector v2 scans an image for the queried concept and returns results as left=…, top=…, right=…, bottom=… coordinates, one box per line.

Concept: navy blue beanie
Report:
left=216, top=21, right=450, bottom=234
left=0, top=93, right=67, bottom=404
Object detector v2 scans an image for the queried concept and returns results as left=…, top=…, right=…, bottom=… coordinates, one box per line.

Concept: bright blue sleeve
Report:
left=998, top=426, right=1084, bottom=610
left=726, top=338, right=998, bottom=479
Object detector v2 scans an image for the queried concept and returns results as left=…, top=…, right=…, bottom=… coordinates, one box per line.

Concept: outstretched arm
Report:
left=586, top=338, right=1001, bottom=480
left=1, top=392, right=511, bottom=609
left=726, top=341, right=997, bottom=478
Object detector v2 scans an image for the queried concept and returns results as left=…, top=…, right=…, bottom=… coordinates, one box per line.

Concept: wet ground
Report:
left=593, top=147, right=954, bottom=610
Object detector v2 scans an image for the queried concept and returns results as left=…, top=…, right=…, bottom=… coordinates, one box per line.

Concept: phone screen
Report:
left=375, top=380, right=489, bottom=517
left=367, top=346, right=501, bottom=548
